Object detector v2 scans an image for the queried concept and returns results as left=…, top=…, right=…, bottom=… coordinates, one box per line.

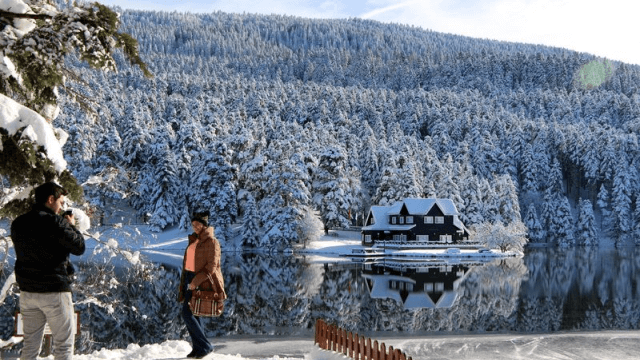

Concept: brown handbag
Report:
left=189, top=273, right=226, bottom=317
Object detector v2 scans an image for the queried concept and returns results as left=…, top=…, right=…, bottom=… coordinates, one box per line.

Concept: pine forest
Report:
left=13, top=5, right=640, bottom=248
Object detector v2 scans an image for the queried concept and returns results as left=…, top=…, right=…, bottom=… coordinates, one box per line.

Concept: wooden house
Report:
left=361, top=198, right=469, bottom=246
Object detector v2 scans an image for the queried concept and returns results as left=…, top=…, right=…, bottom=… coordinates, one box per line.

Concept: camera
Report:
left=62, top=210, right=73, bottom=217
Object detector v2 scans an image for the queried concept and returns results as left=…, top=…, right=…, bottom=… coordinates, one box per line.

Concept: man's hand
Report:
left=63, top=212, right=75, bottom=226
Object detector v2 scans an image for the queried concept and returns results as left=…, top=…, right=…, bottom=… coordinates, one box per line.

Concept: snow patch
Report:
left=0, top=94, right=67, bottom=172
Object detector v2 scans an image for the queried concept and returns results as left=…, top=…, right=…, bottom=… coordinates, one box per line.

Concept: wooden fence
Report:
left=314, top=319, right=412, bottom=360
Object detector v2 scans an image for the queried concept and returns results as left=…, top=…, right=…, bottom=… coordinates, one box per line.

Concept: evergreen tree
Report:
left=259, top=139, right=311, bottom=248
left=633, top=197, right=640, bottom=245
left=555, top=195, right=575, bottom=247
left=576, top=198, right=598, bottom=246
left=147, top=142, right=180, bottom=231
left=520, top=143, right=539, bottom=192
left=312, top=147, right=357, bottom=234
left=0, top=0, right=149, bottom=216
left=524, top=203, right=545, bottom=243
left=597, top=183, right=612, bottom=234
left=494, top=174, right=521, bottom=225
left=611, top=165, right=633, bottom=242
left=190, top=142, right=238, bottom=241
left=241, top=194, right=261, bottom=248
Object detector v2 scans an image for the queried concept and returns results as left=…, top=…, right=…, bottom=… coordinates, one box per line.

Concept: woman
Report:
left=177, top=211, right=224, bottom=359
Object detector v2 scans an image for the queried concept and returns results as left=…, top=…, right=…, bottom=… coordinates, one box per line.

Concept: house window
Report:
left=424, top=216, right=433, bottom=224
left=406, top=283, right=414, bottom=292
left=399, top=216, right=404, bottom=224
left=364, top=235, right=371, bottom=242
left=416, top=235, right=429, bottom=242
left=393, top=234, right=407, bottom=241
left=435, top=282, right=445, bottom=292
left=425, top=283, right=434, bottom=292
left=435, top=216, right=445, bottom=224
left=391, top=217, right=397, bottom=224
left=406, top=216, right=413, bottom=224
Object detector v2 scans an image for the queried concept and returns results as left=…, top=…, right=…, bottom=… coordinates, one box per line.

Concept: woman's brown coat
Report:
left=177, top=226, right=226, bottom=303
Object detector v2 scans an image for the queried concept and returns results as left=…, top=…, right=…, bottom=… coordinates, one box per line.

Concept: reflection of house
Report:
left=361, top=263, right=469, bottom=309
left=361, top=198, right=470, bottom=247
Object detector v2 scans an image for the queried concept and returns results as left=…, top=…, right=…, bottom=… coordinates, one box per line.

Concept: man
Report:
left=10, top=182, right=85, bottom=360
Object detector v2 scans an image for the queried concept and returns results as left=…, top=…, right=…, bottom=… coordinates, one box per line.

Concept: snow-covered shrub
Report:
left=472, top=221, right=528, bottom=253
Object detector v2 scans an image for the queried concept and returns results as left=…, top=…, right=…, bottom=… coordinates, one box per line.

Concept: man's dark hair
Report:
left=34, top=182, right=68, bottom=204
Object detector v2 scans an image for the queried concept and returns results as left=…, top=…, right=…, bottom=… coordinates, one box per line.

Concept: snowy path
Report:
left=3, top=331, right=639, bottom=359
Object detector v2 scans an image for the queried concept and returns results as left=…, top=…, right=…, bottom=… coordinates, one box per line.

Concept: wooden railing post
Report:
left=314, top=320, right=412, bottom=360
left=347, top=331, right=353, bottom=359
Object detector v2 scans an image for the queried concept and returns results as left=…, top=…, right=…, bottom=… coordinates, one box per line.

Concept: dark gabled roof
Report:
left=363, top=198, right=468, bottom=233
left=387, top=198, right=459, bottom=216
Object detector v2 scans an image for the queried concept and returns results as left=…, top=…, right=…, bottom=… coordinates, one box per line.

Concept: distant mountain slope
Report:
left=58, top=7, right=640, bottom=247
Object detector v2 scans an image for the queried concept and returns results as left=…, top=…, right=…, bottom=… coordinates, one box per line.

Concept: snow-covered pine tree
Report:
left=520, top=143, right=539, bottom=192
left=596, top=183, right=612, bottom=234
left=0, top=0, right=149, bottom=216
left=541, top=188, right=557, bottom=244
left=434, top=153, right=463, bottom=210
left=494, top=174, right=521, bottom=225
left=460, top=176, right=484, bottom=225
left=524, top=203, right=545, bottom=243
left=259, top=146, right=311, bottom=248
left=633, top=197, right=640, bottom=246
left=312, top=146, right=356, bottom=234
left=576, top=198, right=598, bottom=246
left=241, top=193, right=261, bottom=248
left=189, top=142, right=238, bottom=241
left=611, top=164, right=633, bottom=244
left=555, top=195, right=575, bottom=247
left=546, top=157, right=564, bottom=194
left=147, top=142, right=181, bottom=231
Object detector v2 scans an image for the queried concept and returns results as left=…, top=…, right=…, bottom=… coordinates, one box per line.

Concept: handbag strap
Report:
left=206, top=272, right=215, bottom=286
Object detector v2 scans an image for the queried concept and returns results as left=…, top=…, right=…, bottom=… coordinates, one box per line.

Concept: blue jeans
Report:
left=19, top=291, right=75, bottom=360
left=182, top=271, right=214, bottom=354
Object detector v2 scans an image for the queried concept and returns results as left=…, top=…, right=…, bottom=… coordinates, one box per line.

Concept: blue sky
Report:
left=96, top=0, right=639, bottom=66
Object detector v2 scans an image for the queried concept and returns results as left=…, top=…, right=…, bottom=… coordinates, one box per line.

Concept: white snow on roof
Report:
left=387, top=198, right=459, bottom=216
left=0, top=94, right=67, bottom=172
left=362, top=206, right=389, bottom=230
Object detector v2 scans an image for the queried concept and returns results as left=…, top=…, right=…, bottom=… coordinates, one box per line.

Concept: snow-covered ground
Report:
left=3, top=330, right=639, bottom=360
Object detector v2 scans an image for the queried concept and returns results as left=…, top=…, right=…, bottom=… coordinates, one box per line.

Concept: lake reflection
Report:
left=219, top=247, right=640, bottom=335
left=3, top=246, right=638, bottom=351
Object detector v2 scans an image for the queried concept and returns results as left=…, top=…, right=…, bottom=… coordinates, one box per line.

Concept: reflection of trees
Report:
left=312, top=264, right=369, bottom=332
left=517, top=247, right=640, bottom=332
left=216, top=254, right=313, bottom=335
left=454, top=258, right=528, bottom=331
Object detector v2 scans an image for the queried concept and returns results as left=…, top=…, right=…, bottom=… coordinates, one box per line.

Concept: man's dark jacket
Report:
left=11, top=204, right=85, bottom=292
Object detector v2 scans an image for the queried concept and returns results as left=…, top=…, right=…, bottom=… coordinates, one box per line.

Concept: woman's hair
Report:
left=191, top=211, right=210, bottom=227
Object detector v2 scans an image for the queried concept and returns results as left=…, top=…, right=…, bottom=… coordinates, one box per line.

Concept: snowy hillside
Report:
left=49, top=5, right=640, bottom=249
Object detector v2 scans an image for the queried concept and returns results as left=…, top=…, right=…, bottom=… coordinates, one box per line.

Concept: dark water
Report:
left=218, top=247, right=640, bottom=336
left=1, top=246, right=639, bottom=352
